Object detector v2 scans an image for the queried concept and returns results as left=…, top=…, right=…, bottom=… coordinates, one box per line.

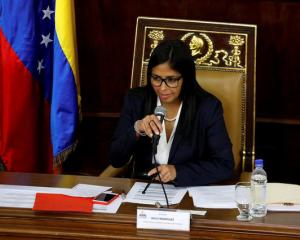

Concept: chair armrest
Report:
left=99, top=164, right=130, bottom=178
left=239, top=171, right=252, bottom=182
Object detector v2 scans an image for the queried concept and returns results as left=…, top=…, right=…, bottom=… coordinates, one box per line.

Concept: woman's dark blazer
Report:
left=109, top=87, right=234, bottom=187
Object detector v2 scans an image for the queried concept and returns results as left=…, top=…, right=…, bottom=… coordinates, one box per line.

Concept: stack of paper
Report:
left=267, top=183, right=300, bottom=211
left=188, top=185, right=236, bottom=209
left=0, top=184, right=123, bottom=213
left=188, top=183, right=300, bottom=211
left=124, top=182, right=187, bottom=206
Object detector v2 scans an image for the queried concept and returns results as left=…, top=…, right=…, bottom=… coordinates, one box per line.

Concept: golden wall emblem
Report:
left=181, top=32, right=214, bottom=65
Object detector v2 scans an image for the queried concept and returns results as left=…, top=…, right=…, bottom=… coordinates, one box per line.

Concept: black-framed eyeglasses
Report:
left=150, top=74, right=182, bottom=88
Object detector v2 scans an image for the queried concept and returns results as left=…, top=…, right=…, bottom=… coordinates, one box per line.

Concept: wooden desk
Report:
left=0, top=172, right=299, bottom=240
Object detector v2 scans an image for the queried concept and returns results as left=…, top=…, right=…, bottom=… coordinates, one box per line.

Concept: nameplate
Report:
left=137, top=207, right=190, bottom=231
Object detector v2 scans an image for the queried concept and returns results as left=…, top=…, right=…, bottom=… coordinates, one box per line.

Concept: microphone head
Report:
left=154, top=106, right=166, bottom=117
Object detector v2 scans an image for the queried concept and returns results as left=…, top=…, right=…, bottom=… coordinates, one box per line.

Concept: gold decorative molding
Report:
left=228, top=35, right=245, bottom=68
left=147, top=30, right=165, bottom=58
left=145, top=28, right=246, bottom=69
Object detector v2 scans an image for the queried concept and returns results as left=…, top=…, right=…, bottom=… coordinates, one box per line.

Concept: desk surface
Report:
left=0, top=172, right=299, bottom=240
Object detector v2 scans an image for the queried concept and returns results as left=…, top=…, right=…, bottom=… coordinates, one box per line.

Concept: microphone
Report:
left=152, top=106, right=166, bottom=155
left=154, top=105, right=167, bottom=123
left=142, top=105, right=169, bottom=208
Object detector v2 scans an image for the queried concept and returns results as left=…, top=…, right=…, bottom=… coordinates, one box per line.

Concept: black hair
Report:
left=143, top=39, right=205, bottom=139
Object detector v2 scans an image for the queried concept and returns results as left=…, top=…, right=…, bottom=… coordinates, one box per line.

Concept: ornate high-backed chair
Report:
left=100, top=17, right=257, bottom=180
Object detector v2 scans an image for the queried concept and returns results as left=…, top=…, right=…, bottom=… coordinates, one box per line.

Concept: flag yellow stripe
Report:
left=55, top=0, right=79, bottom=86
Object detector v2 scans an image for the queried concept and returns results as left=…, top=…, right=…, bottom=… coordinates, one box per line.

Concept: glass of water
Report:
left=235, top=182, right=253, bottom=221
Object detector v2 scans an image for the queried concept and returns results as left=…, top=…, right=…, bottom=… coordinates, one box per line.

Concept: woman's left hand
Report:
left=148, top=164, right=177, bottom=183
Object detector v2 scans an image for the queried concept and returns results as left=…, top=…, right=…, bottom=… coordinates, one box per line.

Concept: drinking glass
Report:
left=235, top=182, right=253, bottom=221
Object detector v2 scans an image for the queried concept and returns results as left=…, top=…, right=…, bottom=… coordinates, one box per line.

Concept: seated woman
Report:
left=109, top=39, right=234, bottom=187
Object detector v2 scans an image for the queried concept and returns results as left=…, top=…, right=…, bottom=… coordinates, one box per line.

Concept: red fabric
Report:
left=33, top=193, right=93, bottom=213
left=0, top=29, right=53, bottom=173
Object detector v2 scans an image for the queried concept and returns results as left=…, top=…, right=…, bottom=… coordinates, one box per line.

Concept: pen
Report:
left=283, top=202, right=294, bottom=206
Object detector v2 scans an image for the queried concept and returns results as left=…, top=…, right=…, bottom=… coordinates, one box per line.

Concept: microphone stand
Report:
left=142, top=135, right=170, bottom=208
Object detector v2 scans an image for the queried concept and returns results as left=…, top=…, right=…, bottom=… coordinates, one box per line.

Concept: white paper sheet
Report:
left=0, top=185, right=76, bottom=208
left=0, top=188, right=44, bottom=208
left=124, top=182, right=187, bottom=206
left=188, top=185, right=236, bottom=209
left=267, top=183, right=300, bottom=204
left=0, top=184, right=73, bottom=194
left=267, top=204, right=300, bottom=212
left=72, top=184, right=111, bottom=197
left=266, top=183, right=300, bottom=211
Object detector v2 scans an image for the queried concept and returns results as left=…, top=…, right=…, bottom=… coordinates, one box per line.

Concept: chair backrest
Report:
left=131, top=17, right=257, bottom=175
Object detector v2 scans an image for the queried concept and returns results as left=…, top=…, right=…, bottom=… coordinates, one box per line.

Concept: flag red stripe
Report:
left=0, top=30, right=52, bottom=172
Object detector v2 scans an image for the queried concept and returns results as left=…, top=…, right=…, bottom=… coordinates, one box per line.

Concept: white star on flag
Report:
left=37, top=59, right=45, bottom=74
left=42, top=6, right=55, bottom=20
left=40, top=33, right=53, bottom=48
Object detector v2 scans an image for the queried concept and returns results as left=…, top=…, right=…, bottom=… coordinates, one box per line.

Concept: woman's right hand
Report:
left=135, top=115, right=163, bottom=138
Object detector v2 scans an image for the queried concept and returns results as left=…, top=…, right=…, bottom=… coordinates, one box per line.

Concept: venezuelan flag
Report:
left=0, top=0, right=80, bottom=172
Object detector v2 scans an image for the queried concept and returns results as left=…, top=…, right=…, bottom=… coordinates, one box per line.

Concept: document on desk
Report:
left=0, top=184, right=111, bottom=209
left=124, top=182, right=187, bottom=206
left=267, top=204, right=300, bottom=211
left=188, top=185, right=236, bottom=208
left=0, top=186, right=73, bottom=208
left=267, top=182, right=300, bottom=211
left=71, top=184, right=111, bottom=197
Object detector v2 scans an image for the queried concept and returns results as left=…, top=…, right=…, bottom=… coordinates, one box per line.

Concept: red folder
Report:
left=33, top=193, right=93, bottom=213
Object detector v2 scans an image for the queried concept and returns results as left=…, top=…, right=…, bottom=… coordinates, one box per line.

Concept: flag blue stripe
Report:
left=0, top=0, right=55, bottom=102
left=51, top=31, right=78, bottom=156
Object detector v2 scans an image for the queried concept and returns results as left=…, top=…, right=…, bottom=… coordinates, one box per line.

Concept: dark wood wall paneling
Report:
left=64, top=0, right=300, bottom=183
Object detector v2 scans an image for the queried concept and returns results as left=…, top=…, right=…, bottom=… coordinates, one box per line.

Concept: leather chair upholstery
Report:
left=100, top=17, right=257, bottom=181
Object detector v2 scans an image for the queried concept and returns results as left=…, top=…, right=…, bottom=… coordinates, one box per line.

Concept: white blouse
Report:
left=154, top=98, right=183, bottom=165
